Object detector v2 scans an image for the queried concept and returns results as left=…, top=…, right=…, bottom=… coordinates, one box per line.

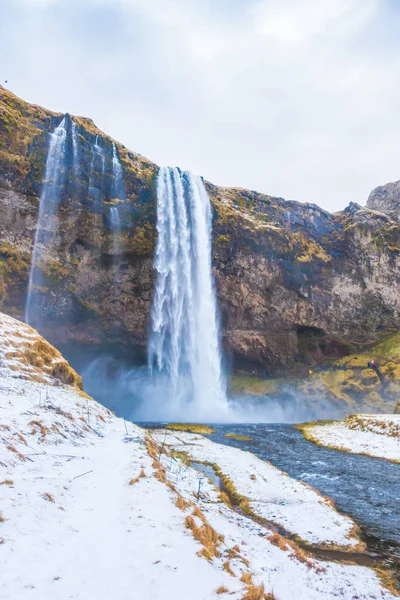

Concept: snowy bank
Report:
left=0, top=313, right=397, bottom=599
left=153, top=429, right=360, bottom=549
left=299, top=414, right=400, bottom=463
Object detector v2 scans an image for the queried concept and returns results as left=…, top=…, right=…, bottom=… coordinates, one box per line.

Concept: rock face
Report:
left=1, top=86, right=400, bottom=382
left=367, top=180, right=400, bottom=213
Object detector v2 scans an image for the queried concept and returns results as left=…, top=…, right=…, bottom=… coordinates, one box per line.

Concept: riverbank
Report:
left=0, top=313, right=398, bottom=599
left=298, top=415, right=400, bottom=463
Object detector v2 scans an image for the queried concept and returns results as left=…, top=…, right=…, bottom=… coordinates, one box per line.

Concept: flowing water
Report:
left=208, top=424, right=400, bottom=569
left=25, top=117, right=69, bottom=327
left=148, top=167, right=227, bottom=419
left=88, top=135, right=105, bottom=210
left=109, top=143, right=124, bottom=259
left=144, top=421, right=400, bottom=580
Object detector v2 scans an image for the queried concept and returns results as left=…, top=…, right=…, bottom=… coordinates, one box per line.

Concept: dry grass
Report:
left=226, top=544, right=241, bottom=560
left=51, top=360, right=83, bottom=390
left=43, top=492, right=55, bottom=503
left=29, top=420, right=49, bottom=440
left=268, top=533, right=313, bottom=568
left=0, top=480, right=14, bottom=486
left=166, top=423, right=215, bottom=434
left=185, top=515, right=224, bottom=561
left=6, top=445, right=26, bottom=462
left=250, top=474, right=257, bottom=481
left=129, top=469, right=146, bottom=485
left=223, top=560, right=235, bottom=577
left=219, top=491, right=231, bottom=506
left=242, top=583, right=266, bottom=600
left=216, top=585, right=230, bottom=595
left=16, top=432, right=27, bottom=446
left=224, top=433, right=253, bottom=441
left=55, top=407, right=73, bottom=420
left=175, top=494, right=189, bottom=511
left=240, top=573, right=253, bottom=585
left=0, top=512, right=4, bottom=523
left=192, top=506, right=206, bottom=523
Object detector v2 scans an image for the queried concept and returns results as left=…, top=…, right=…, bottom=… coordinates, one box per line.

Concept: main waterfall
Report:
left=148, top=167, right=227, bottom=418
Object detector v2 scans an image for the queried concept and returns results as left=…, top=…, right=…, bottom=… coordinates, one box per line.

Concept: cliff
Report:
left=1, top=86, right=400, bottom=412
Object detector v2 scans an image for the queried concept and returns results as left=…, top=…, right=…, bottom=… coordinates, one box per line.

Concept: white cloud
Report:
left=1, top=0, right=400, bottom=211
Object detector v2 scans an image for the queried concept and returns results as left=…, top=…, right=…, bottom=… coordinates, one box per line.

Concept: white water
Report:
left=148, top=167, right=227, bottom=420
left=71, top=120, right=79, bottom=178
left=110, top=143, right=125, bottom=259
left=88, top=135, right=105, bottom=207
left=25, top=118, right=68, bottom=326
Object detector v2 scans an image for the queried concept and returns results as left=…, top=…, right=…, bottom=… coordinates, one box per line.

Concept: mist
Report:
left=82, top=356, right=346, bottom=424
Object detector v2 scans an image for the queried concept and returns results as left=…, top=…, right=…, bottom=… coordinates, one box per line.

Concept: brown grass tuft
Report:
left=0, top=480, right=14, bottom=486
left=219, top=491, right=231, bottom=506
left=223, top=560, right=235, bottom=577
left=129, top=469, right=147, bottom=485
left=192, top=506, right=206, bottom=523
left=6, top=445, right=26, bottom=461
left=240, top=573, right=253, bottom=585
left=0, top=512, right=4, bottom=523
left=43, top=492, right=55, bottom=503
left=175, top=494, right=189, bottom=511
left=268, top=533, right=313, bottom=568
left=242, top=583, right=266, bottom=600
left=216, top=585, right=229, bottom=595
left=185, top=515, right=223, bottom=560
left=29, top=420, right=49, bottom=439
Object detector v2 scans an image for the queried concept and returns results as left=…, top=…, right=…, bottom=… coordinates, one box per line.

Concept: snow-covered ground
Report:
left=300, top=415, right=400, bottom=463
left=0, top=313, right=397, bottom=599
left=153, top=430, right=359, bottom=549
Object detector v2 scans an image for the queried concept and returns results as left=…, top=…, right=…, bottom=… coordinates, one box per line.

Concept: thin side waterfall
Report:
left=88, top=135, right=105, bottom=209
left=25, top=118, right=68, bottom=326
left=148, top=166, right=227, bottom=418
left=109, top=143, right=125, bottom=257
left=71, top=120, right=79, bottom=179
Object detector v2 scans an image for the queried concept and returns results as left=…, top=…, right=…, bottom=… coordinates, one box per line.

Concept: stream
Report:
left=145, top=422, right=400, bottom=580
left=208, top=424, right=400, bottom=572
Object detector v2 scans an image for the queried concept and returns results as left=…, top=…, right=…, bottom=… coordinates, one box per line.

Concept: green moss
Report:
left=215, top=234, right=231, bottom=247
left=165, top=423, right=215, bottom=435
left=122, top=224, right=155, bottom=256
left=230, top=374, right=285, bottom=397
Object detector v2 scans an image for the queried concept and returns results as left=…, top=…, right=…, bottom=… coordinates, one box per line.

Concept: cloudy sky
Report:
left=2, top=0, right=400, bottom=211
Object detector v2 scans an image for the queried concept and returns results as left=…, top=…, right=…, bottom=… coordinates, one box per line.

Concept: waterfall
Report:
left=109, top=143, right=125, bottom=258
left=88, top=135, right=105, bottom=209
left=71, top=120, right=79, bottom=179
left=148, top=166, right=227, bottom=418
left=111, top=142, right=124, bottom=200
left=25, top=118, right=68, bottom=327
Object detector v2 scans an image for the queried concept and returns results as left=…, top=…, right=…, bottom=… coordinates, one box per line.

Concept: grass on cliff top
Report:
left=165, top=423, right=215, bottom=435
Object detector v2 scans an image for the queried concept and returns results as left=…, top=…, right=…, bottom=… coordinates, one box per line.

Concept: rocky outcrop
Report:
left=367, top=180, right=400, bottom=213
left=1, top=86, right=400, bottom=387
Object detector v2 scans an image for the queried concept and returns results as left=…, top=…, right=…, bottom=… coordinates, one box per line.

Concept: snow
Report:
left=302, top=415, right=400, bottom=463
left=152, top=430, right=358, bottom=549
left=0, top=313, right=397, bottom=599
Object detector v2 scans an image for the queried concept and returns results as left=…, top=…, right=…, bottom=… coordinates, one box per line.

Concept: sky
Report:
left=2, top=0, right=400, bottom=212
